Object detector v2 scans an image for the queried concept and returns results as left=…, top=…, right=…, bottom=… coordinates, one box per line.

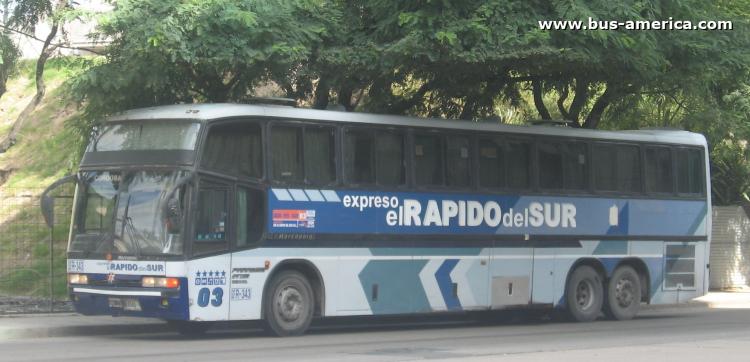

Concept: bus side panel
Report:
left=489, top=248, right=533, bottom=308
left=337, top=248, right=491, bottom=315
left=186, top=255, right=231, bottom=321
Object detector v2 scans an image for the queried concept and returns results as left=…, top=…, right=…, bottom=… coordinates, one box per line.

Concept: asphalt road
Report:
left=1, top=308, right=749, bottom=362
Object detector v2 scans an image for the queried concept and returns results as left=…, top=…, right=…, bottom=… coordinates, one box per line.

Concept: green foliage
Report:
left=710, top=140, right=750, bottom=206
left=59, top=0, right=750, bottom=204
left=65, top=0, right=343, bottom=131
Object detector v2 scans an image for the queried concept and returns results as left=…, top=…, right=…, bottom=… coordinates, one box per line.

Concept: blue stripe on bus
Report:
left=435, top=259, right=462, bottom=310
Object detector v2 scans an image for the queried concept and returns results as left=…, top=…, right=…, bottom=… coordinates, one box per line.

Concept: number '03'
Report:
left=197, top=287, right=223, bottom=307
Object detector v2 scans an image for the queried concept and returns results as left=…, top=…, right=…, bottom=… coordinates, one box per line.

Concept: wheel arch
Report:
left=261, top=259, right=326, bottom=318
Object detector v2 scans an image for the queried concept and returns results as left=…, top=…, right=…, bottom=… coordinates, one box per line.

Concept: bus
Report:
left=41, top=103, right=710, bottom=336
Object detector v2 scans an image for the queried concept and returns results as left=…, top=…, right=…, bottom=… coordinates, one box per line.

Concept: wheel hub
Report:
left=576, top=280, right=595, bottom=311
left=615, top=278, right=635, bottom=308
left=277, top=286, right=303, bottom=322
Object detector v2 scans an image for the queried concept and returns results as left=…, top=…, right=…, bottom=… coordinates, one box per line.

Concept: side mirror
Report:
left=166, top=198, right=182, bottom=234
left=41, top=195, right=55, bottom=228
left=40, top=174, right=78, bottom=229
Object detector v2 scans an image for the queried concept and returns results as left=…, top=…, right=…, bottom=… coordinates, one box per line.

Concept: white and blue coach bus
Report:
left=42, top=103, right=710, bottom=336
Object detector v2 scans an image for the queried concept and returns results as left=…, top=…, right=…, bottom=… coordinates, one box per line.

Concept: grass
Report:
left=1, top=57, right=83, bottom=301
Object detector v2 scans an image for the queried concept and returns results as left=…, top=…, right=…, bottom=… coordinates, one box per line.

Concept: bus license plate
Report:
left=123, top=298, right=141, bottom=311
left=109, top=298, right=122, bottom=308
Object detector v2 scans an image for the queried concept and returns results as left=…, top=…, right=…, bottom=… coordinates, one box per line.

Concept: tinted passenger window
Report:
left=478, top=138, right=505, bottom=188
left=345, top=130, right=375, bottom=184
left=376, top=131, right=406, bottom=186
left=446, top=136, right=470, bottom=187
left=645, top=147, right=673, bottom=194
left=236, top=186, right=265, bottom=247
left=194, top=180, right=228, bottom=255
left=507, top=140, right=531, bottom=189
left=305, top=127, right=336, bottom=183
left=677, top=148, right=702, bottom=194
left=415, top=135, right=444, bottom=186
left=271, top=124, right=336, bottom=184
left=202, top=122, right=263, bottom=179
left=345, top=129, right=406, bottom=186
left=271, top=126, right=303, bottom=181
left=538, top=141, right=588, bottom=191
left=593, top=144, right=641, bottom=193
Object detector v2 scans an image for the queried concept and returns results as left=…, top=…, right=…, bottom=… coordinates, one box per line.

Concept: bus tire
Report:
left=565, top=266, right=603, bottom=323
left=602, top=266, right=641, bottom=321
left=167, top=320, right=214, bottom=335
left=263, top=270, right=314, bottom=337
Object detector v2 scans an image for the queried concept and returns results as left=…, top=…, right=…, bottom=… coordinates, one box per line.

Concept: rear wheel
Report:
left=263, top=271, right=314, bottom=337
left=602, top=266, right=641, bottom=320
left=565, top=266, right=603, bottom=322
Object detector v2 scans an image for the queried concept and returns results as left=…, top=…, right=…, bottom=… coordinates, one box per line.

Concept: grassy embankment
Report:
left=0, top=58, right=83, bottom=299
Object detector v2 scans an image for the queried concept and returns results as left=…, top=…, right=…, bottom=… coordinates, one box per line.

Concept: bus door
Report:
left=187, top=178, right=232, bottom=321
left=228, top=185, right=266, bottom=320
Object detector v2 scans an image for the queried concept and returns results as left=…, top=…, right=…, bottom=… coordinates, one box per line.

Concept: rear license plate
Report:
left=123, top=298, right=141, bottom=311
left=109, top=298, right=122, bottom=308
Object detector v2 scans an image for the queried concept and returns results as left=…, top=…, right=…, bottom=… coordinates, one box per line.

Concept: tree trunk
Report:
left=532, top=80, right=552, bottom=120
left=0, top=21, right=60, bottom=153
left=581, top=83, right=619, bottom=129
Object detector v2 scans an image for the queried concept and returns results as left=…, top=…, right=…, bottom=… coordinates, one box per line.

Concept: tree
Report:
left=67, top=0, right=750, bottom=130
left=0, top=0, right=73, bottom=153
left=0, top=0, right=20, bottom=101
left=65, top=0, right=342, bottom=125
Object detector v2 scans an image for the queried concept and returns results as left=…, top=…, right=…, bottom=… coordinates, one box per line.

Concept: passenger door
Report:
left=187, top=178, right=232, bottom=321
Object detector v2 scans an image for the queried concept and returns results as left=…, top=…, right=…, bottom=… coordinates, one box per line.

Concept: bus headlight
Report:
left=142, top=277, right=179, bottom=288
left=68, top=274, right=88, bottom=284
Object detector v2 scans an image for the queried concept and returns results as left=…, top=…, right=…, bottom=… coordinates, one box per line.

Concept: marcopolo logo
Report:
left=344, top=195, right=576, bottom=229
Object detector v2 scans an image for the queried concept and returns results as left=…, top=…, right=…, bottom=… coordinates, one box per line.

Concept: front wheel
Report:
left=565, top=266, right=603, bottom=322
left=263, top=271, right=314, bottom=337
left=602, top=266, right=641, bottom=320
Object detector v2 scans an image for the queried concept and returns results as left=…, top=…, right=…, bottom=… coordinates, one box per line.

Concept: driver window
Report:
left=236, top=186, right=265, bottom=247
left=194, top=180, right=228, bottom=255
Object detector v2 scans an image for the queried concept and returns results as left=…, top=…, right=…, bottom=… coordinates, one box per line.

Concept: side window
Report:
left=538, top=140, right=588, bottom=191
left=271, top=124, right=336, bottom=184
left=236, top=186, right=265, bottom=247
left=446, top=136, right=471, bottom=187
left=507, top=140, right=531, bottom=189
left=305, top=127, right=336, bottom=183
left=345, top=129, right=375, bottom=184
left=376, top=131, right=406, bottom=186
left=478, top=137, right=505, bottom=188
left=537, top=141, right=564, bottom=190
left=677, top=148, right=703, bottom=195
left=593, top=144, right=641, bottom=193
left=201, top=121, right=263, bottom=179
left=193, top=180, right=228, bottom=255
left=645, top=147, right=673, bottom=194
left=271, top=126, right=303, bottom=181
left=414, top=134, right=445, bottom=186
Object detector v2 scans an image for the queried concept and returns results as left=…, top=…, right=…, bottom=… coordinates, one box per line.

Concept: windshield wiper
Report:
left=119, top=195, right=143, bottom=259
left=82, top=221, right=115, bottom=258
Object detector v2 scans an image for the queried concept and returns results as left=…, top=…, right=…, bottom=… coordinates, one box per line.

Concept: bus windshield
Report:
left=89, top=122, right=201, bottom=152
left=69, top=171, right=187, bottom=256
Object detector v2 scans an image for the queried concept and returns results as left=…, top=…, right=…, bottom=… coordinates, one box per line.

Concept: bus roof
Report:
left=105, top=103, right=708, bottom=147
